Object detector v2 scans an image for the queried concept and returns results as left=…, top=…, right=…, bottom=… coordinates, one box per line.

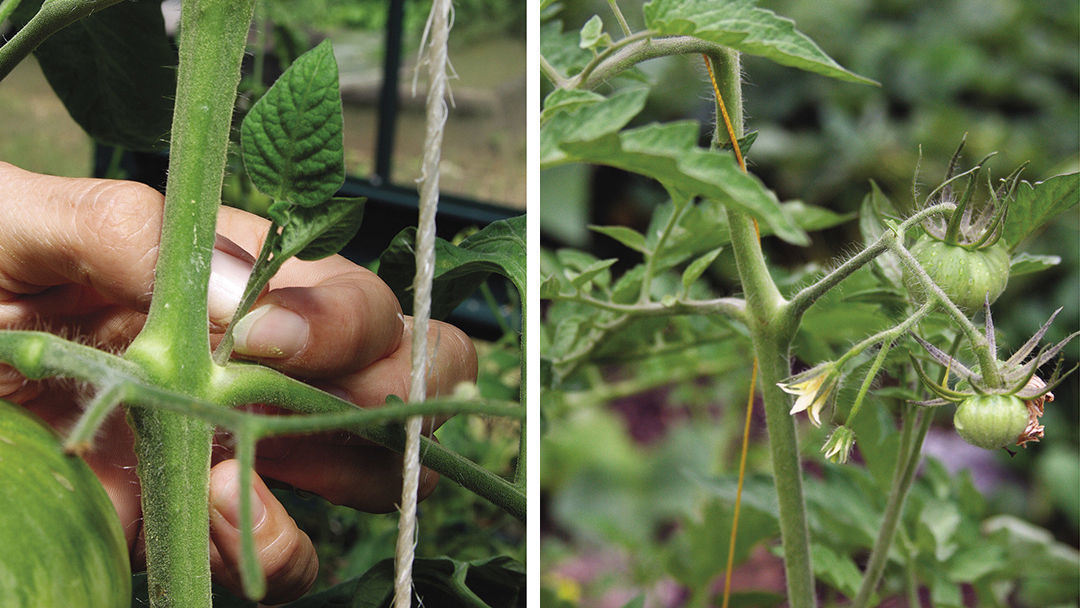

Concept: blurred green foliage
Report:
left=540, top=1, right=1078, bottom=605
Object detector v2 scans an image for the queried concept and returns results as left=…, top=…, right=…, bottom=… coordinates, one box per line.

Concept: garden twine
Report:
left=395, top=0, right=453, bottom=606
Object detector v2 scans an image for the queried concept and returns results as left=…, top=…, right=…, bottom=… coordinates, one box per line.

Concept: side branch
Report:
left=787, top=202, right=957, bottom=319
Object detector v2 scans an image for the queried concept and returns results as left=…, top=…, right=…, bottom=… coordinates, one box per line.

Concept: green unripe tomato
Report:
left=0, top=400, right=130, bottom=607
left=906, top=236, right=1010, bottom=313
left=953, top=394, right=1029, bottom=450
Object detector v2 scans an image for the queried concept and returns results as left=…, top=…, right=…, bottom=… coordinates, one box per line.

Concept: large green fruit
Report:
left=906, top=236, right=1010, bottom=313
left=0, top=400, right=130, bottom=607
left=953, top=394, right=1029, bottom=450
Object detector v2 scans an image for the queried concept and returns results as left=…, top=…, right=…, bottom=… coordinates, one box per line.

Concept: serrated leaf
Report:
left=21, top=0, right=176, bottom=151
left=274, top=197, right=366, bottom=261
left=377, top=216, right=525, bottom=319
left=643, top=0, right=877, bottom=85
left=579, top=15, right=612, bottom=50
left=1009, top=252, right=1061, bottom=277
left=589, top=225, right=648, bottom=253
left=559, top=121, right=809, bottom=244
left=540, top=88, right=648, bottom=167
left=242, top=39, right=345, bottom=207
left=682, top=247, right=722, bottom=291
left=1002, top=172, right=1079, bottom=250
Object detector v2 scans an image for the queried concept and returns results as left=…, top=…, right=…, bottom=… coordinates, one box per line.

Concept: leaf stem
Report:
left=558, top=292, right=747, bottom=322
left=0, top=0, right=124, bottom=81
left=0, top=0, right=22, bottom=27
left=213, top=226, right=282, bottom=365
left=787, top=202, right=956, bottom=319
left=539, top=53, right=568, bottom=88
left=606, top=0, right=632, bottom=37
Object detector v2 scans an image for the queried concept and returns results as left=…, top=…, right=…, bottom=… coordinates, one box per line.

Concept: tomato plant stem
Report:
left=122, top=1, right=255, bottom=606
left=709, top=49, right=815, bottom=607
left=852, top=405, right=934, bottom=607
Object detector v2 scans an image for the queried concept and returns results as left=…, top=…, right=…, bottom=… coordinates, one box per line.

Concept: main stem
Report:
left=124, top=1, right=255, bottom=607
left=708, top=49, right=816, bottom=607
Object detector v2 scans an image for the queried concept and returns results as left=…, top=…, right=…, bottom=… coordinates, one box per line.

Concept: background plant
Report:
left=0, top=0, right=525, bottom=606
left=539, top=1, right=1078, bottom=606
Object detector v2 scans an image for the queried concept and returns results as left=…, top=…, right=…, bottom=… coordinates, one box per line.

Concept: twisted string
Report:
left=394, top=0, right=453, bottom=606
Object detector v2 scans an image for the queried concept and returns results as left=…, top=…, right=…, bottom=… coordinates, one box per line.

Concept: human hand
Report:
left=0, top=162, right=477, bottom=603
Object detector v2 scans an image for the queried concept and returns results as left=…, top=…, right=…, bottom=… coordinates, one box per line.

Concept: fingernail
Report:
left=207, top=248, right=253, bottom=324
left=233, top=305, right=309, bottom=359
left=212, top=469, right=267, bottom=530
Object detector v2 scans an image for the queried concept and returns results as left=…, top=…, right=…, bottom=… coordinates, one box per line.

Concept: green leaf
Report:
left=681, top=247, right=722, bottom=291
left=1009, top=252, right=1061, bottom=276
left=1002, top=172, right=1079, bottom=251
left=540, top=87, right=648, bottom=166
left=579, top=15, right=612, bottom=50
left=280, top=556, right=524, bottom=608
left=242, top=39, right=345, bottom=207
left=858, top=180, right=904, bottom=285
left=811, top=543, right=863, bottom=599
left=377, top=216, right=525, bottom=320
left=589, top=225, right=648, bottom=253
left=559, top=121, right=809, bottom=244
left=569, top=258, right=618, bottom=289
left=275, top=197, right=366, bottom=261
left=23, top=0, right=176, bottom=151
left=665, top=499, right=777, bottom=590
left=642, top=0, right=877, bottom=85
left=541, top=20, right=592, bottom=82
left=917, top=498, right=961, bottom=562
left=540, top=89, right=607, bottom=122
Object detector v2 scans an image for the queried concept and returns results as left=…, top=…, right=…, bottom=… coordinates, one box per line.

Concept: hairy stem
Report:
left=709, top=50, right=814, bottom=607
left=887, top=239, right=1001, bottom=385
left=123, top=1, right=256, bottom=606
left=568, top=35, right=732, bottom=90
left=853, top=405, right=934, bottom=607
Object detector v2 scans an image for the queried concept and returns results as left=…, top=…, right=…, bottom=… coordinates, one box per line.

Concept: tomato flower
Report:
left=779, top=363, right=837, bottom=427
left=821, top=425, right=856, bottom=464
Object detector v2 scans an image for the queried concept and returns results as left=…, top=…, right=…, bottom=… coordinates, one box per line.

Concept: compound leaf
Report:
left=643, top=0, right=877, bottom=85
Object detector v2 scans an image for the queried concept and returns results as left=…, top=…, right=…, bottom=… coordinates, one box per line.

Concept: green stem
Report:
left=0, top=0, right=23, bottom=27
left=709, top=50, right=814, bottom=607
left=886, top=239, right=1001, bottom=385
left=788, top=202, right=956, bottom=319
left=539, top=53, right=568, bottom=88
left=852, top=405, right=934, bottom=608
left=606, top=0, right=632, bottom=37
left=639, top=201, right=686, bottom=302
left=0, top=0, right=124, bottom=81
left=213, top=227, right=282, bottom=365
left=568, top=35, right=732, bottom=90
left=122, top=2, right=256, bottom=607
left=560, top=292, right=747, bottom=321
